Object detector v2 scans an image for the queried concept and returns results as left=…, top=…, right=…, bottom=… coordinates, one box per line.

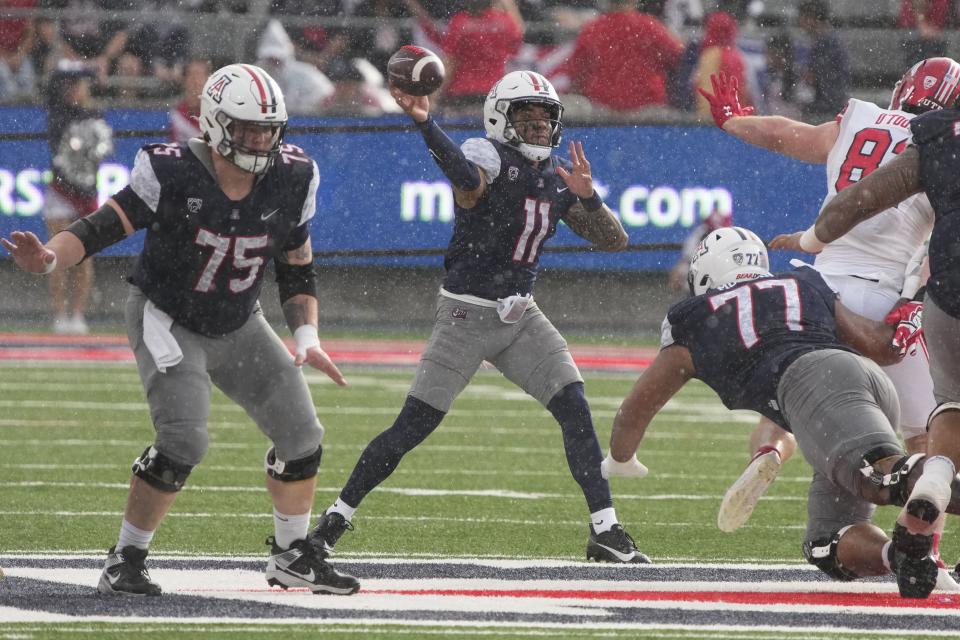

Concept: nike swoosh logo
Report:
left=106, top=570, right=122, bottom=585
left=286, top=568, right=316, bottom=582
left=260, top=208, right=279, bottom=220
left=557, top=186, right=568, bottom=193
left=597, top=543, right=636, bottom=562
left=593, top=519, right=604, bottom=527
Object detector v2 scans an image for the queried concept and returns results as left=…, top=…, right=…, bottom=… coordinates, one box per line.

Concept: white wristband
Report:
left=600, top=453, right=649, bottom=479
left=293, top=324, right=320, bottom=356
left=798, top=226, right=827, bottom=253
left=38, top=253, right=57, bottom=275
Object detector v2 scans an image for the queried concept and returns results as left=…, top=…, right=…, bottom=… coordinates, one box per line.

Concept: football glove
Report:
left=601, top=453, right=649, bottom=479
left=697, top=72, right=754, bottom=129
left=885, top=300, right=925, bottom=358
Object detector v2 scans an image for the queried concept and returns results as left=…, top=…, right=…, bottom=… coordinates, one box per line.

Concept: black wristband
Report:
left=64, top=203, right=128, bottom=258
left=578, top=191, right=604, bottom=212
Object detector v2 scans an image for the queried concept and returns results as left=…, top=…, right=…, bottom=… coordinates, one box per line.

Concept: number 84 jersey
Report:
left=661, top=267, right=855, bottom=430
left=817, top=98, right=934, bottom=285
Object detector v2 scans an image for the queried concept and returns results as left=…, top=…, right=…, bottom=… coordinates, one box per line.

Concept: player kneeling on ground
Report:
left=605, top=226, right=960, bottom=599
left=1, top=64, right=358, bottom=596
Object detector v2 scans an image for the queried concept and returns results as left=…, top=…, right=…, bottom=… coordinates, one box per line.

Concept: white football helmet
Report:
left=687, top=226, right=771, bottom=296
left=483, top=70, right=563, bottom=162
left=200, top=64, right=288, bottom=175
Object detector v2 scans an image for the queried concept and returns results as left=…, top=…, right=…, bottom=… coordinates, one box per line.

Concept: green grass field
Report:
left=2, top=360, right=958, bottom=640
left=2, top=360, right=948, bottom=562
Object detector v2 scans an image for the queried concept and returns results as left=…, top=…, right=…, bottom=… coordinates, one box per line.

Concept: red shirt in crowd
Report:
left=423, top=8, right=522, bottom=98
left=0, top=0, right=36, bottom=54
left=169, top=100, right=201, bottom=144
left=898, top=0, right=951, bottom=29
left=570, top=9, right=683, bottom=110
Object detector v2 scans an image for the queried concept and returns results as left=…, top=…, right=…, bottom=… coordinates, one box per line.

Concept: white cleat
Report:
left=718, top=449, right=781, bottom=533
left=935, top=567, right=960, bottom=592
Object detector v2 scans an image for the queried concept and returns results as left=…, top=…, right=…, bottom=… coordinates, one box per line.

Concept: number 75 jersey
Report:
left=817, top=98, right=934, bottom=283
left=661, top=267, right=856, bottom=430
left=112, top=140, right=319, bottom=337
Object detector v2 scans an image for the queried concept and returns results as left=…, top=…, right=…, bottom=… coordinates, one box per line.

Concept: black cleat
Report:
left=265, top=536, right=360, bottom=595
left=586, top=524, right=651, bottom=564
left=890, top=524, right=938, bottom=599
left=97, top=546, right=162, bottom=596
left=308, top=511, right=353, bottom=553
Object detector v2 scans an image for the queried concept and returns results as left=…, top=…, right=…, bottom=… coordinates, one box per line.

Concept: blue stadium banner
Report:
left=0, top=107, right=824, bottom=271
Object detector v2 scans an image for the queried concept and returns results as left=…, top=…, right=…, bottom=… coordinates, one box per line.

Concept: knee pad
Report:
left=264, top=445, right=322, bottom=482
left=859, top=447, right=924, bottom=507
left=131, top=446, right=193, bottom=492
left=802, top=525, right=859, bottom=581
left=929, top=402, right=960, bottom=425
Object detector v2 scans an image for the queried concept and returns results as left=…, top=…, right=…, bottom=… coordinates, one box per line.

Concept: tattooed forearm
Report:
left=815, top=147, right=923, bottom=243
left=564, top=202, right=629, bottom=251
left=282, top=294, right=318, bottom=332
left=279, top=240, right=313, bottom=265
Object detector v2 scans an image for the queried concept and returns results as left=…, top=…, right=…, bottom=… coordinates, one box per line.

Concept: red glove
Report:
left=884, top=300, right=925, bottom=358
left=697, top=72, right=754, bottom=129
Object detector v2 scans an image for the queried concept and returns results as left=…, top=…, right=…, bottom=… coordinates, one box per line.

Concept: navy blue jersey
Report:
left=662, top=267, right=855, bottom=429
left=442, top=138, right=579, bottom=299
left=909, top=109, right=960, bottom=317
left=111, top=141, right=318, bottom=337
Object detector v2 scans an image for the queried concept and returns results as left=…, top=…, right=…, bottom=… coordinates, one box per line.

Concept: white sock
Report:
left=327, top=498, right=357, bottom=522
left=590, top=507, right=619, bottom=534
left=881, top=541, right=892, bottom=571
left=923, top=456, right=957, bottom=485
left=273, top=509, right=311, bottom=549
left=117, top=519, right=154, bottom=550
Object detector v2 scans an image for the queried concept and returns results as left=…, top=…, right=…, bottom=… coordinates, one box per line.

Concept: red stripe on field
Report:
left=0, top=334, right=656, bottom=370
left=362, top=588, right=960, bottom=608
left=0, top=348, right=133, bottom=361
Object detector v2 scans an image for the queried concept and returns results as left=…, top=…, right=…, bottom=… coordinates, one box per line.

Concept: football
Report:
left=387, top=45, right=445, bottom=96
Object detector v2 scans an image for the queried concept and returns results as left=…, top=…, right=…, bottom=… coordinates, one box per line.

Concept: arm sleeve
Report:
left=659, top=315, right=676, bottom=349
left=461, top=138, right=501, bottom=183
left=110, top=148, right=160, bottom=229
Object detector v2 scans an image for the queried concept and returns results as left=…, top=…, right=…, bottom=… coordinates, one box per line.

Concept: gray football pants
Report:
left=125, top=285, right=324, bottom=467
left=777, top=349, right=903, bottom=542
left=408, top=294, right=583, bottom=412
left=923, top=294, right=960, bottom=405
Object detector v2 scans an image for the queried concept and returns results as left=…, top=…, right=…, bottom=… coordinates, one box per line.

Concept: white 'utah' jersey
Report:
left=816, top=98, right=934, bottom=287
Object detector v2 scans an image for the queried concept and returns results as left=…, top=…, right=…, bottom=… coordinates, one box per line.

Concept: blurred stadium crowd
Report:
left=0, top=0, right=955, bottom=123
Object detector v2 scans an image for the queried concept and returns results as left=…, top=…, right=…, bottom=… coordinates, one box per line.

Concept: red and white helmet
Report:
left=483, top=70, right=563, bottom=162
left=889, top=57, right=960, bottom=114
left=200, top=63, right=288, bottom=174
left=687, top=226, right=770, bottom=296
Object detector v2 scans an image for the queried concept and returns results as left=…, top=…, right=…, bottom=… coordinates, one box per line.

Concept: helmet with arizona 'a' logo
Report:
left=200, top=63, right=288, bottom=174
left=889, top=57, right=960, bottom=114
left=687, top=226, right=770, bottom=296
left=483, top=70, right=563, bottom=162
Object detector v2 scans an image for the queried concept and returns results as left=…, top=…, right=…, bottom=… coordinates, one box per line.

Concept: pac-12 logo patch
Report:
left=451, top=307, right=468, bottom=319
left=187, top=197, right=203, bottom=213
left=206, top=74, right=232, bottom=103
left=508, top=166, right=519, bottom=181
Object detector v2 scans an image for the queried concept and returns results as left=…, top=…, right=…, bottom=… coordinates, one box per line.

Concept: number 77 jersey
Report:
left=661, top=266, right=856, bottom=430
left=817, top=98, right=934, bottom=283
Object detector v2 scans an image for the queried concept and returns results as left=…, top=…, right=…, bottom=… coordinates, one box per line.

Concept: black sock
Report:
left=547, top=381, right=612, bottom=513
left=340, top=395, right=445, bottom=507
